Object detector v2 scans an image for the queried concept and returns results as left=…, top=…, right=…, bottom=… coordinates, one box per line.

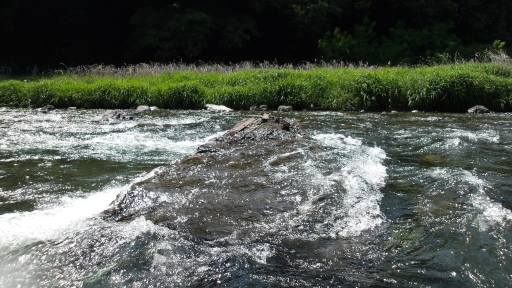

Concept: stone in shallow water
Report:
left=278, top=105, right=292, bottom=112
left=101, top=110, right=122, bottom=120
left=467, top=105, right=490, bottom=114
left=136, top=105, right=151, bottom=113
left=205, top=104, right=233, bottom=114
left=211, top=114, right=307, bottom=143
left=102, top=110, right=136, bottom=120
left=250, top=105, right=268, bottom=111
left=100, top=114, right=320, bottom=240
left=38, top=105, right=55, bottom=113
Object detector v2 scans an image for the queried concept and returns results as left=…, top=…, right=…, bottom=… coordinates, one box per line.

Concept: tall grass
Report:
left=1, top=52, right=512, bottom=112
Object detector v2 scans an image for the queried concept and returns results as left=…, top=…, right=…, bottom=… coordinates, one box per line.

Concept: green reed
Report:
left=1, top=61, right=512, bottom=112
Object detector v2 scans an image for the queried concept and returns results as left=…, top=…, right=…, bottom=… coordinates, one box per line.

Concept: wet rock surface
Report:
left=250, top=104, right=268, bottom=111
left=101, top=110, right=137, bottom=120
left=212, top=114, right=308, bottom=143
left=278, top=105, right=293, bottom=112
left=101, top=114, right=327, bottom=241
left=37, top=105, right=55, bottom=113
left=467, top=105, right=490, bottom=114
left=205, top=104, right=234, bottom=114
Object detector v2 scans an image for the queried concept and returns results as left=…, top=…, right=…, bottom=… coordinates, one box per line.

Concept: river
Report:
left=0, top=108, right=511, bottom=287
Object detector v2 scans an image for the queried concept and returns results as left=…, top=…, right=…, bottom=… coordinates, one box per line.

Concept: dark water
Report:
left=0, top=108, right=511, bottom=287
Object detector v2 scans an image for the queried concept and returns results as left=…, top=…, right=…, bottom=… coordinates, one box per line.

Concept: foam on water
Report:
left=0, top=188, right=118, bottom=248
left=0, top=169, right=164, bottom=249
left=428, top=167, right=512, bottom=230
left=448, top=128, right=500, bottom=143
left=313, top=134, right=387, bottom=237
left=264, top=134, right=387, bottom=239
left=1, top=109, right=510, bottom=286
left=461, top=170, right=512, bottom=230
left=1, top=112, right=222, bottom=164
left=84, top=131, right=202, bottom=159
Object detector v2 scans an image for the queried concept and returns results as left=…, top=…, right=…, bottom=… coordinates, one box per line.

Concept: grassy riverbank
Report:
left=1, top=57, right=512, bottom=112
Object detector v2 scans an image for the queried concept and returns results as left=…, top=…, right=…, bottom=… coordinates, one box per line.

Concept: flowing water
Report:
left=0, top=108, right=511, bottom=287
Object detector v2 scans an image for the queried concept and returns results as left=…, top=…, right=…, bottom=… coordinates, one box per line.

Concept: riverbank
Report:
left=1, top=60, right=512, bottom=112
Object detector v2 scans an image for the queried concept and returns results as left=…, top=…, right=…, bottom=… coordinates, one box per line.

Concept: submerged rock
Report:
left=467, top=105, right=490, bottom=114
left=100, top=114, right=324, bottom=240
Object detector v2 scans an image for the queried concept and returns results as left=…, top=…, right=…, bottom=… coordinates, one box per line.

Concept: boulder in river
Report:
left=205, top=104, right=233, bottom=114
left=101, top=110, right=136, bottom=120
left=250, top=105, right=268, bottom=111
left=135, top=105, right=159, bottom=113
left=135, top=105, right=151, bottom=113
left=344, top=105, right=357, bottom=112
left=467, top=105, right=490, bottom=114
left=38, top=105, right=55, bottom=113
left=278, top=105, right=292, bottom=112
left=102, top=110, right=122, bottom=120
left=100, top=113, right=318, bottom=240
left=207, top=113, right=308, bottom=145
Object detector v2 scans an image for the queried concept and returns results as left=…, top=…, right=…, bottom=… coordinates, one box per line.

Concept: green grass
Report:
left=1, top=61, right=512, bottom=112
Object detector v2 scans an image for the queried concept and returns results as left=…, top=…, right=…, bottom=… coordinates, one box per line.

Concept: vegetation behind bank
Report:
left=1, top=57, right=512, bottom=112
left=2, top=0, right=512, bottom=74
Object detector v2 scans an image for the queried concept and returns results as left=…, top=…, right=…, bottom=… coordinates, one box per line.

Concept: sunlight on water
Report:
left=449, top=129, right=500, bottom=143
left=0, top=169, right=166, bottom=249
left=0, top=187, right=119, bottom=248
left=313, top=134, right=387, bottom=237
left=428, top=167, right=512, bottom=231
left=1, top=109, right=511, bottom=286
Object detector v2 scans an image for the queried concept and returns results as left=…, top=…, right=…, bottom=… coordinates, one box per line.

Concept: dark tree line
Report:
left=1, top=0, right=511, bottom=74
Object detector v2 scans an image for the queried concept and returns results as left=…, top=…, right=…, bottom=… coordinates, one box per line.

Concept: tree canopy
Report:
left=0, top=0, right=510, bottom=73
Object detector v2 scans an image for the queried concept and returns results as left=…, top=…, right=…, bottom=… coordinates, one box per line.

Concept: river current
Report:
left=0, top=108, right=511, bottom=287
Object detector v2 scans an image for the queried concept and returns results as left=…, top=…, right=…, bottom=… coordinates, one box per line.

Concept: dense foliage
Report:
left=2, top=58, right=511, bottom=112
left=1, top=0, right=511, bottom=73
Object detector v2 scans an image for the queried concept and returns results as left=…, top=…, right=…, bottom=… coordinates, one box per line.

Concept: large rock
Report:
left=213, top=113, right=308, bottom=143
left=100, top=114, right=319, bottom=241
left=467, top=105, right=490, bottom=114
